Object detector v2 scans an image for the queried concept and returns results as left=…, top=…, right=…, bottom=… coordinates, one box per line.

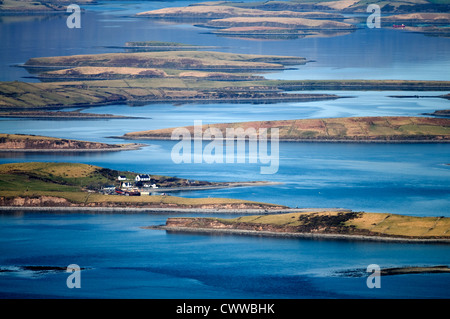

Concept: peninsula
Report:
left=186, top=1, right=450, bottom=14
left=134, top=1, right=450, bottom=38
left=122, top=116, right=450, bottom=143
left=0, top=162, right=283, bottom=210
left=0, top=133, right=144, bottom=152
left=0, top=110, right=142, bottom=119
left=0, top=0, right=93, bottom=13
left=151, top=211, right=450, bottom=243
left=424, top=109, right=450, bottom=117
left=136, top=3, right=354, bottom=39
left=3, top=48, right=449, bottom=111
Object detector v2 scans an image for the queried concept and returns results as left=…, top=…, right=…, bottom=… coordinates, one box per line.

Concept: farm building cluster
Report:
left=101, top=174, right=159, bottom=196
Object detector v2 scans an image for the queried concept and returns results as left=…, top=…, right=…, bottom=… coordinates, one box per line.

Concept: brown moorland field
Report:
left=0, top=133, right=143, bottom=151
left=23, top=51, right=306, bottom=70
left=123, top=116, right=450, bottom=142
left=136, top=5, right=344, bottom=20
left=200, top=16, right=356, bottom=30
left=2, top=78, right=449, bottom=110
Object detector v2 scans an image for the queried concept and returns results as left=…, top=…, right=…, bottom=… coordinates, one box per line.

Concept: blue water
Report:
left=0, top=212, right=449, bottom=299
left=0, top=1, right=449, bottom=299
left=1, top=142, right=449, bottom=216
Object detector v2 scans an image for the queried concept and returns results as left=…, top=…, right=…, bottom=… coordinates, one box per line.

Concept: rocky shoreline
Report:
left=146, top=212, right=450, bottom=244
left=0, top=143, right=145, bottom=152
left=121, top=116, right=450, bottom=142
left=150, top=225, right=450, bottom=244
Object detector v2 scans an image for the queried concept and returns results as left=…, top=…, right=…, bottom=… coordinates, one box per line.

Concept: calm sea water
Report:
left=0, top=1, right=449, bottom=298
left=0, top=211, right=449, bottom=299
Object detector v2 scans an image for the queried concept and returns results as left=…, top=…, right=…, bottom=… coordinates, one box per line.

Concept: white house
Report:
left=121, top=182, right=133, bottom=188
left=135, top=174, right=151, bottom=182
left=117, top=175, right=127, bottom=181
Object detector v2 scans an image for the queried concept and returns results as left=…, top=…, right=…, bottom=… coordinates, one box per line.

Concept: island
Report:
left=134, top=1, right=450, bottom=39
left=192, top=1, right=450, bottom=14
left=382, top=13, right=450, bottom=36
left=384, top=12, right=450, bottom=24
left=136, top=5, right=346, bottom=20
left=423, top=109, right=450, bottom=117
left=3, top=45, right=449, bottom=111
left=336, top=265, right=450, bottom=277
left=1, top=49, right=342, bottom=109
left=0, top=133, right=145, bottom=152
left=107, top=41, right=221, bottom=52
left=0, top=162, right=284, bottom=210
left=148, top=211, right=450, bottom=243
left=22, top=50, right=307, bottom=70
left=121, top=116, right=450, bottom=143
left=0, top=0, right=93, bottom=13
left=136, top=3, right=355, bottom=39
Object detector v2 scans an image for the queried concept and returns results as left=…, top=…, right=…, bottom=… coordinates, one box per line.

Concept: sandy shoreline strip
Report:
left=150, top=225, right=450, bottom=244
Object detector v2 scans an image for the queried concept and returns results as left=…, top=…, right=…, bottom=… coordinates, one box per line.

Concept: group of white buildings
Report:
left=117, top=174, right=158, bottom=189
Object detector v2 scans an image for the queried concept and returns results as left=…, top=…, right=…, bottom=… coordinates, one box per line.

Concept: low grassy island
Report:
left=0, top=162, right=283, bottom=210
left=115, top=41, right=221, bottom=52
left=134, top=1, right=450, bottom=39
left=424, top=109, right=450, bottom=117
left=188, top=0, right=450, bottom=14
left=122, top=116, right=450, bottom=143
left=0, top=110, right=143, bottom=119
left=151, top=211, right=450, bottom=243
left=2, top=48, right=448, bottom=110
left=384, top=12, right=450, bottom=24
left=198, top=16, right=355, bottom=31
left=136, top=4, right=355, bottom=39
left=136, top=5, right=346, bottom=20
left=383, top=13, right=450, bottom=36
left=23, top=50, right=307, bottom=71
left=0, top=0, right=66, bottom=13
left=0, top=0, right=93, bottom=13
left=0, top=133, right=144, bottom=152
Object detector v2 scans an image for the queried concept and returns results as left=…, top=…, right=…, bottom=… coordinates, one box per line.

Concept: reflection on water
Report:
left=0, top=0, right=449, bottom=299
left=1, top=141, right=449, bottom=216
left=0, top=212, right=448, bottom=298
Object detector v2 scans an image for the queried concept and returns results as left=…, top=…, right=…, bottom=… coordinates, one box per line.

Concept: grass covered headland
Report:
left=123, top=116, right=450, bottom=142
left=0, top=133, right=143, bottom=151
left=158, top=211, right=450, bottom=242
left=0, top=162, right=286, bottom=209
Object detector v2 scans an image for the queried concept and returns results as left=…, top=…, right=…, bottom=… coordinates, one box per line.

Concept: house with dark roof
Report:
left=135, top=174, right=151, bottom=182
